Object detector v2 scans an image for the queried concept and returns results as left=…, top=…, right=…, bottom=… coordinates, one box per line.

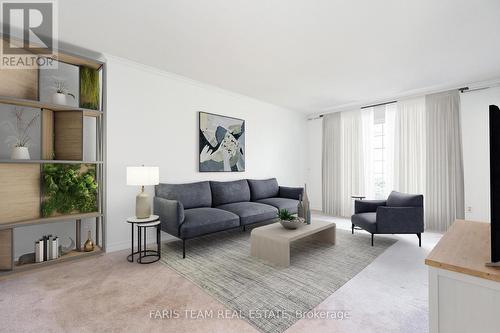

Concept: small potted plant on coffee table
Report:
left=277, top=209, right=305, bottom=230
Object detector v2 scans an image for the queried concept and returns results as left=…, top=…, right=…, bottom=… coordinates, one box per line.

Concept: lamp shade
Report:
left=126, top=166, right=159, bottom=186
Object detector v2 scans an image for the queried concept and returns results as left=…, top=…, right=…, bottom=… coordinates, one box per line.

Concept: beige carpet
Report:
left=160, top=226, right=397, bottom=333
left=0, top=249, right=257, bottom=333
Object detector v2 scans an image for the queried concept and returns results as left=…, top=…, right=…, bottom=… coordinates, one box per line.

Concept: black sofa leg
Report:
left=371, top=233, right=374, bottom=246
left=417, top=233, right=421, bottom=247
left=243, top=225, right=246, bottom=232
left=352, top=223, right=354, bottom=234
left=182, top=239, right=186, bottom=258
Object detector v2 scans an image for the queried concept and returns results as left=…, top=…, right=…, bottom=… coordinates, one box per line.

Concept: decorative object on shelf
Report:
left=297, top=194, right=305, bottom=219
left=303, top=184, right=311, bottom=224
left=277, top=208, right=305, bottom=230
left=80, top=66, right=100, bottom=110
left=83, top=230, right=95, bottom=252
left=60, top=237, right=75, bottom=255
left=35, top=235, right=60, bottom=262
left=39, top=60, right=79, bottom=107
left=52, top=78, right=76, bottom=105
left=4, top=108, right=39, bottom=160
left=126, top=166, right=160, bottom=218
left=41, top=164, right=98, bottom=217
left=199, top=112, right=245, bottom=172
left=17, top=253, right=35, bottom=265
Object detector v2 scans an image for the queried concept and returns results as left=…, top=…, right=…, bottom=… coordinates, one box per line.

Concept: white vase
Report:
left=11, top=146, right=30, bottom=160
left=52, top=92, right=67, bottom=105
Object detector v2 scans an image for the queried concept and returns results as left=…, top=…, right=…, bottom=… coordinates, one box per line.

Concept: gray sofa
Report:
left=351, top=191, right=424, bottom=247
left=154, top=178, right=303, bottom=257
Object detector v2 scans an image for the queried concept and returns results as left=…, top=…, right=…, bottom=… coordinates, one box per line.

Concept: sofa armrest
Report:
left=376, top=206, right=424, bottom=234
left=153, top=197, right=185, bottom=237
left=354, top=200, right=386, bottom=214
left=278, top=186, right=304, bottom=200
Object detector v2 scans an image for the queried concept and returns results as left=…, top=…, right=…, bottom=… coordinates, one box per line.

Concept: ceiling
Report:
left=58, top=0, right=500, bottom=114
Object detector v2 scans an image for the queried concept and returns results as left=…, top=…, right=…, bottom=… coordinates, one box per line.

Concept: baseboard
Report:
left=105, top=240, right=130, bottom=253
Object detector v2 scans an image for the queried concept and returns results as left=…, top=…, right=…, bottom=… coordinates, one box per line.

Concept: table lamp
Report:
left=126, top=166, right=159, bottom=218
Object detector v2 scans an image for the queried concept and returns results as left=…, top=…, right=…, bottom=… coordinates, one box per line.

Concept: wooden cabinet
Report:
left=0, top=164, right=40, bottom=224
left=426, top=220, right=500, bottom=333
left=0, top=229, right=13, bottom=270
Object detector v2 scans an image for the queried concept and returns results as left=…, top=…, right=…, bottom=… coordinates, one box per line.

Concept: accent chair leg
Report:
left=243, top=225, right=246, bottom=232
left=417, top=233, right=421, bottom=247
left=182, top=239, right=186, bottom=258
left=371, top=233, right=374, bottom=246
left=352, top=223, right=354, bottom=234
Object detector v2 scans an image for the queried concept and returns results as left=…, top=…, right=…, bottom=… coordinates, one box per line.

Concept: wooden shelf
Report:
left=12, top=246, right=103, bottom=273
left=0, top=212, right=102, bottom=230
left=0, top=95, right=103, bottom=116
left=0, top=159, right=103, bottom=164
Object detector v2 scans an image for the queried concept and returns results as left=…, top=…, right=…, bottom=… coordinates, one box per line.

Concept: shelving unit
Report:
left=0, top=34, right=106, bottom=274
left=13, top=246, right=103, bottom=273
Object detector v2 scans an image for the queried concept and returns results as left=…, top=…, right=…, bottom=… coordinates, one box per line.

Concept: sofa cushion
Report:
left=180, top=208, right=240, bottom=239
left=387, top=191, right=423, bottom=208
left=217, top=202, right=277, bottom=226
left=256, top=197, right=299, bottom=214
left=279, top=186, right=303, bottom=200
left=155, top=181, right=212, bottom=209
left=248, top=178, right=279, bottom=200
left=351, top=212, right=377, bottom=233
left=210, top=180, right=250, bottom=206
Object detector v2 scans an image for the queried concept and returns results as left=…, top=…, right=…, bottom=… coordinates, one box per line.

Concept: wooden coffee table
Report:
left=250, top=220, right=336, bottom=266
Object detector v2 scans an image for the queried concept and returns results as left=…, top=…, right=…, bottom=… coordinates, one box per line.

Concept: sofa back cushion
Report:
left=248, top=178, right=279, bottom=201
left=155, top=181, right=212, bottom=209
left=210, top=180, right=250, bottom=206
left=387, top=191, right=423, bottom=207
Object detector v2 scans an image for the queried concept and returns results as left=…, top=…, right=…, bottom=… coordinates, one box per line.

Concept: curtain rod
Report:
left=309, top=86, right=474, bottom=120
left=360, top=100, right=397, bottom=109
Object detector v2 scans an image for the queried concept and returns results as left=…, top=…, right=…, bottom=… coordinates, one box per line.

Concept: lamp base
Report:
left=136, top=191, right=151, bottom=219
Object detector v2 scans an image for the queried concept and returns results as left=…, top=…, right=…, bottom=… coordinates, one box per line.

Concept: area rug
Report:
left=160, top=225, right=397, bottom=333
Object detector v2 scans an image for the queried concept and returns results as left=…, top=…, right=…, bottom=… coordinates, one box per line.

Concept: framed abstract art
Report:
left=199, top=112, right=245, bottom=172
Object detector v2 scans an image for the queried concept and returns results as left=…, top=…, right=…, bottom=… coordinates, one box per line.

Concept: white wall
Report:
left=105, top=56, right=307, bottom=252
left=461, top=86, right=500, bottom=222
left=306, top=118, right=323, bottom=211
left=306, top=87, right=500, bottom=221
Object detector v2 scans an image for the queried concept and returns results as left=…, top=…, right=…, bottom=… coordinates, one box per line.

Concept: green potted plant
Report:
left=277, top=209, right=305, bottom=230
left=42, top=164, right=98, bottom=217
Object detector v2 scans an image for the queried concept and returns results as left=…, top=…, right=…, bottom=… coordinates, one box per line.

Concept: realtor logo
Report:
left=1, top=0, right=57, bottom=68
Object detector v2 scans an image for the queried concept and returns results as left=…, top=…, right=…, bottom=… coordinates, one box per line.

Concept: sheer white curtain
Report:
left=322, top=109, right=370, bottom=217
left=322, top=112, right=342, bottom=216
left=393, top=97, right=426, bottom=195
left=383, top=103, right=396, bottom=198
left=322, top=91, right=464, bottom=229
left=339, top=110, right=366, bottom=216
left=361, top=108, right=374, bottom=199
left=425, top=91, right=465, bottom=231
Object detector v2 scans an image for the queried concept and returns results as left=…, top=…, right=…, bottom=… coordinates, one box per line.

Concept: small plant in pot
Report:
left=277, top=209, right=305, bottom=230
left=52, top=78, right=76, bottom=105
left=4, top=109, right=39, bottom=160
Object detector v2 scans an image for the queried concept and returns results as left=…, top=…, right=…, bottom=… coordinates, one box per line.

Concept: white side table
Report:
left=351, top=195, right=366, bottom=232
left=126, top=215, right=161, bottom=264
